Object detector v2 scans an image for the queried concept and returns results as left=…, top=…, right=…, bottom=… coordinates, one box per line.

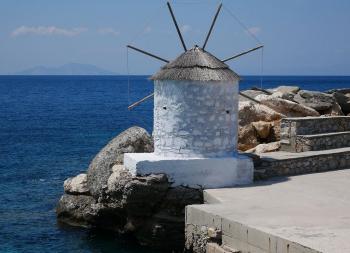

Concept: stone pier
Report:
left=185, top=169, right=350, bottom=253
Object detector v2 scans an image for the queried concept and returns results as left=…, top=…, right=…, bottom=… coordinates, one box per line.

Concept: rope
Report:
left=126, top=47, right=130, bottom=106
left=222, top=3, right=264, bottom=88
left=222, top=4, right=262, bottom=45
left=260, top=46, right=264, bottom=89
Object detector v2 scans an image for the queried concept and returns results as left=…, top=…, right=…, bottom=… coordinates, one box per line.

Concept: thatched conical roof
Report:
left=151, top=46, right=239, bottom=82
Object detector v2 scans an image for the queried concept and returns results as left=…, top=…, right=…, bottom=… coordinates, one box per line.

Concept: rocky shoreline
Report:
left=56, top=86, right=350, bottom=251
left=56, top=127, right=202, bottom=251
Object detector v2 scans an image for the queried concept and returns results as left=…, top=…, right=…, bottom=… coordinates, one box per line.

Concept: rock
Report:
left=134, top=186, right=203, bottom=250
left=87, top=126, right=153, bottom=198
left=56, top=194, right=98, bottom=227
left=123, top=174, right=169, bottom=217
left=239, top=90, right=266, bottom=102
left=270, top=91, right=296, bottom=101
left=64, top=173, right=89, bottom=195
left=246, top=141, right=281, bottom=154
left=333, top=92, right=350, bottom=113
left=293, top=90, right=335, bottom=111
left=238, top=124, right=259, bottom=151
left=252, top=121, right=271, bottom=139
left=270, top=120, right=281, bottom=141
left=269, top=85, right=300, bottom=94
left=323, top=101, right=344, bottom=116
left=238, top=101, right=284, bottom=127
left=256, top=95, right=320, bottom=117
left=106, top=165, right=132, bottom=199
left=159, top=186, right=203, bottom=216
left=326, top=88, right=350, bottom=94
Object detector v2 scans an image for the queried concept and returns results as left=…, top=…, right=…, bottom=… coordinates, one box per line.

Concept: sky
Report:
left=0, top=0, right=349, bottom=75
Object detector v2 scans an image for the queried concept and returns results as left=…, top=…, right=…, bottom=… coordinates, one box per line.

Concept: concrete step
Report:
left=254, top=147, right=350, bottom=179
left=186, top=170, right=350, bottom=253
left=280, top=117, right=350, bottom=153
left=280, top=131, right=350, bottom=152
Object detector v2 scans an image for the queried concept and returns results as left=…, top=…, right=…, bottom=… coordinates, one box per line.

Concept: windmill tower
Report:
left=124, top=2, right=263, bottom=188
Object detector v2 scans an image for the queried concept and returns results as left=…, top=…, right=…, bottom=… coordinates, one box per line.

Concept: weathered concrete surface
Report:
left=186, top=169, right=350, bottom=253
left=124, top=153, right=254, bottom=188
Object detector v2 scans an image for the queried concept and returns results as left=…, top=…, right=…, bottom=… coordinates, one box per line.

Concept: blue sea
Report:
left=1, top=75, right=350, bottom=253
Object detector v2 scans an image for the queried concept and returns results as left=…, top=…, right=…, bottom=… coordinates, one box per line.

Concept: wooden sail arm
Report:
left=222, top=45, right=264, bottom=63
left=167, top=2, right=187, bottom=51
left=203, top=3, right=223, bottom=50
left=239, top=91, right=261, bottom=104
left=127, top=45, right=169, bottom=63
left=128, top=93, right=154, bottom=110
left=128, top=91, right=260, bottom=111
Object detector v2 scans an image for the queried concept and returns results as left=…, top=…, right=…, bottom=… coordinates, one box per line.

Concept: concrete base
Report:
left=123, top=153, right=254, bottom=189
left=186, top=169, right=350, bottom=253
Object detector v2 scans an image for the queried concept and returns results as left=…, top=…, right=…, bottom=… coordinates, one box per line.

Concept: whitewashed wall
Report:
left=153, top=80, right=239, bottom=158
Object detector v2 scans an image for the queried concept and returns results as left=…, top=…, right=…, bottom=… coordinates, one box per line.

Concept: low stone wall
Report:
left=280, top=116, right=350, bottom=152
left=254, top=148, right=350, bottom=179
left=293, top=132, right=350, bottom=152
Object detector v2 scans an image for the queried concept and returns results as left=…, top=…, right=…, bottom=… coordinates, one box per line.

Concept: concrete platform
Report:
left=186, top=169, right=350, bottom=253
left=124, top=152, right=254, bottom=188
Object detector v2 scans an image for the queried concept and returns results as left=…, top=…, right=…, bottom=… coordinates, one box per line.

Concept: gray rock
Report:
left=269, top=85, right=300, bottom=94
left=239, top=90, right=266, bottom=102
left=333, top=92, right=350, bottom=113
left=124, top=174, right=169, bottom=217
left=134, top=186, right=203, bottom=250
left=64, top=173, right=89, bottom=195
left=270, top=91, right=296, bottom=101
left=87, top=126, right=153, bottom=198
left=294, top=90, right=335, bottom=111
left=326, top=88, right=350, bottom=94
left=256, top=94, right=320, bottom=117
left=323, top=101, right=344, bottom=116
left=238, top=101, right=283, bottom=127
left=56, top=194, right=97, bottom=227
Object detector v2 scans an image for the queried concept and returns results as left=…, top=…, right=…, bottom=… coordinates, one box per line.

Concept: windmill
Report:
left=123, top=2, right=262, bottom=189
left=127, top=2, right=263, bottom=110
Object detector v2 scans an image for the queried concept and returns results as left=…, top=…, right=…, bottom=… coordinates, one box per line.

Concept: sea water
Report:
left=0, top=75, right=349, bottom=253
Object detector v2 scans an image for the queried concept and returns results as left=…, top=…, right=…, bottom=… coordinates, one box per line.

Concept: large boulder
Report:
left=56, top=194, right=98, bottom=227
left=333, top=92, right=350, bottom=114
left=239, top=90, right=266, bottom=102
left=238, top=124, right=259, bottom=151
left=123, top=174, right=169, bottom=217
left=135, top=186, right=203, bottom=250
left=256, top=95, right=320, bottom=117
left=293, top=90, right=335, bottom=112
left=106, top=165, right=169, bottom=217
left=252, top=121, right=271, bottom=139
left=238, top=101, right=283, bottom=126
left=64, top=173, right=89, bottom=195
left=323, top=101, right=344, bottom=116
left=87, top=126, right=154, bottom=198
left=268, top=85, right=300, bottom=94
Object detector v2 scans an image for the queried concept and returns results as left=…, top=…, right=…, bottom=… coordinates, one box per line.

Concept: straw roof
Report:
left=151, top=46, right=239, bottom=82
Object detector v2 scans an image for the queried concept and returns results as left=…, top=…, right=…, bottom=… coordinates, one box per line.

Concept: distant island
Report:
left=13, top=63, right=117, bottom=75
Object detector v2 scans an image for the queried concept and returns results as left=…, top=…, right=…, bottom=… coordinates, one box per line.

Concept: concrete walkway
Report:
left=186, top=169, right=350, bottom=253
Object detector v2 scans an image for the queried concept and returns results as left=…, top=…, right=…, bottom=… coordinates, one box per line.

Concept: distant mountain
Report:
left=14, top=63, right=117, bottom=75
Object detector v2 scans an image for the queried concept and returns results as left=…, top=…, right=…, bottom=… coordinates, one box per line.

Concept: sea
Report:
left=1, top=75, right=350, bottom=253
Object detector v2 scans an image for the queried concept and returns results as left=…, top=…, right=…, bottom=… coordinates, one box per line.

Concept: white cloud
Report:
left=246, top=26, right=261, bottom=36
left=98, top=28, right=120, bottom=36
left=180, top=24, right=191, bottom=34
left=11, top=26, right=87, bottom=37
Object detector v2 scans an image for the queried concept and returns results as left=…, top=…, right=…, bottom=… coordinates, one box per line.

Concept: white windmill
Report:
left=124, top=2, right=263, bottom=188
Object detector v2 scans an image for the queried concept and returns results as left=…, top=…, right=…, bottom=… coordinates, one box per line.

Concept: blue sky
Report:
left=0, top=0, right=349, bottom=75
